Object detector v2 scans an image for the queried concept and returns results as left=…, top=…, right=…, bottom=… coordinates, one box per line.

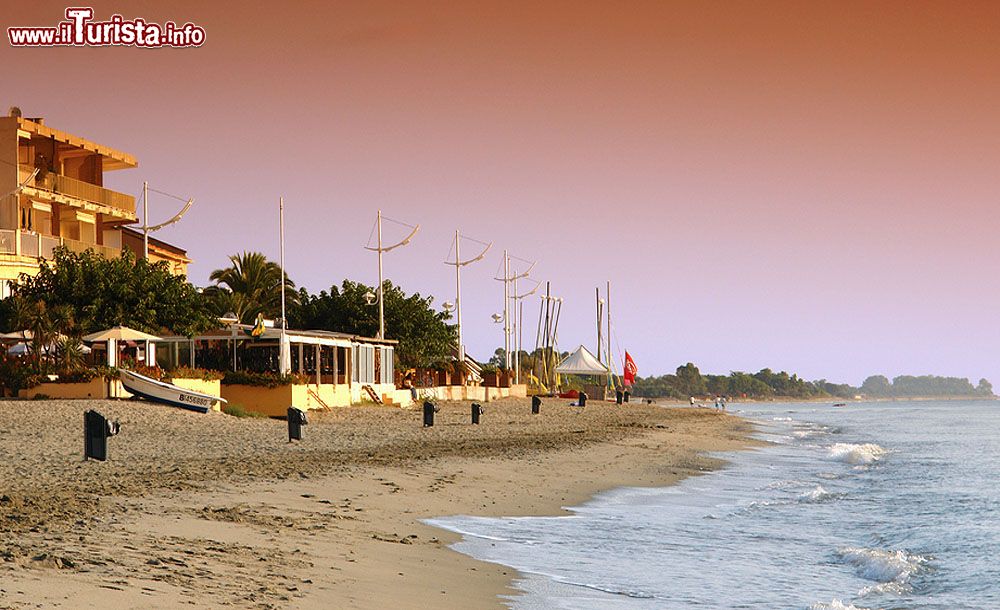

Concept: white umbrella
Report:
left=82, top=325, right=161, bottom=342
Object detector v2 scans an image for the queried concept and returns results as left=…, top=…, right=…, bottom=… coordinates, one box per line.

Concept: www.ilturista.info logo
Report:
left=8, top=7, right=205, bottom=48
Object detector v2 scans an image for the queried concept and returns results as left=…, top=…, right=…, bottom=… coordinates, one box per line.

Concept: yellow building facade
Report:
left=0, top=109, right=189, bottom=295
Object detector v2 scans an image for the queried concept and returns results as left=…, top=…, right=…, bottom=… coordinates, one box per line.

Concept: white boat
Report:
left=119, top=369, right=226, bottom=414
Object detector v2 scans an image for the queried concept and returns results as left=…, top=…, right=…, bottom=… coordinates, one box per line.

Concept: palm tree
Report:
left=207, top=252, right=297, bottom=323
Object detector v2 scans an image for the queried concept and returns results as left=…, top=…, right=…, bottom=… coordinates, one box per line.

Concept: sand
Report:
left=0, top=397, right=756, bottom=609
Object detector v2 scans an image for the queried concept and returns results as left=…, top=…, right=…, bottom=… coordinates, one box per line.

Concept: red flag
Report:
left=623, top=351, right=637, bottom=386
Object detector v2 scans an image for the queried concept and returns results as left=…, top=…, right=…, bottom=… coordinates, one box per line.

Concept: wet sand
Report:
left=0, top=397, right=755, bottom=609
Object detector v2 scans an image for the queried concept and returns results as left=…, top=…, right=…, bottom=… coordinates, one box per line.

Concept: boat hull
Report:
left=119, top=369, right=225, bottom=414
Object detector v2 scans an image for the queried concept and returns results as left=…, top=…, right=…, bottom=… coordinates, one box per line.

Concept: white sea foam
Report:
left=827, top=443, right=888, bottom=465
left=835, top=546, right=928, bottom=585
left=810, top=600, right=870, bottom=610
left=799, top=485, right=835, bottom=502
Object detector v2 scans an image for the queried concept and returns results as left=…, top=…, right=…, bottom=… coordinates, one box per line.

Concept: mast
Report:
left=377, top=210, right=384, bottom=339
left=596, top=287, right=602, bottom=362
left=607, top=280, right=612, bottom=387
left=279, top=196, right=288, bottom=374
left=455, top=229, right=462, bottom=359
left=142, top=181, right=149, bottom=260
left=446, top=230, right=491, bottom=362
left=364, top=211, right=420, bottom=342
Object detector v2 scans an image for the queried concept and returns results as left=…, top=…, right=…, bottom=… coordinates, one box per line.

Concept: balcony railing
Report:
left=18, top=165, right=136, bottom=216
left=0, top=230, right=120, bottom=261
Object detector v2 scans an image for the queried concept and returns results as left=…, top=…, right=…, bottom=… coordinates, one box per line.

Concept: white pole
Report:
left=607, top=280, right=612, bottom=386
left=516, top=299, right=523, bottom=384
left=503, top=250, right=510, bottom=370
left=279, top=196, right=288, bottom=374
left=377, top=209, right=385, bottom=340
left=142, top=181, right=149, bottom=260
left=455, top=229, right=463, bottom=361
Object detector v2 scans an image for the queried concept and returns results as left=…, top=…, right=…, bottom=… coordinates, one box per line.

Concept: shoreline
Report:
left=0, top=398, right=758, bottom=609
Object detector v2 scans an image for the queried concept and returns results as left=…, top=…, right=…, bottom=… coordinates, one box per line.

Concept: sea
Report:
left=427, top=400, right=1000, bottom=609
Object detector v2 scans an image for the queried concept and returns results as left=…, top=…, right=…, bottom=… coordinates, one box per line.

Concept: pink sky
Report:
left=4, top=1, right=1000, bottom=383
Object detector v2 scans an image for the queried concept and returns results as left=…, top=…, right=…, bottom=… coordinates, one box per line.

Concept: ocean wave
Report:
left=835, top=546, right=928, bottom=585
left=827, top=443, right=888, bottom=465
left=799, top=485, right=837, bottom=503
left=810, top=600, right=870, bottom=610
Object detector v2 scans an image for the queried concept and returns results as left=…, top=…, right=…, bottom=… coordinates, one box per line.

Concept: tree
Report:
left=8, top=247, right=215, bottom=337
left=292, top=279, right=456, bottom=368
left=205, top=251, right=297, bottom=323
left=860, top=375, right=891, bottom=397
left=675, top=362, right=707, bottom=397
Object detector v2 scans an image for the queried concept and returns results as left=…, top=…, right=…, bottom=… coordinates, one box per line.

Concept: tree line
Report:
left=632, top=363, right=994, bottom=399
left=0, top=249, right=455, bottom=371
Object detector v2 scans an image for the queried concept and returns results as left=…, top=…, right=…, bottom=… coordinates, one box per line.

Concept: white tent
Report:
left=555, top=345, right=609, bottom=376
left=82, top=325, right=160, bottom=368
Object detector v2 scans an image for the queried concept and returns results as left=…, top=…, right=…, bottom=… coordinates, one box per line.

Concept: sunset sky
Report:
left=4, top=1, right=999, bottom=383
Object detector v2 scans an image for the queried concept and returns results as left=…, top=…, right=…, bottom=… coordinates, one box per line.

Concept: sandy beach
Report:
left=0, top=397, right=755, bottom=609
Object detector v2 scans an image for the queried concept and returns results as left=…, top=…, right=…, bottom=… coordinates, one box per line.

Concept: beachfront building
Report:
left=120, top=227, right=191, bottom=275
left=0, top=108, right=189, bottom=296
left=155, top=322, right=400, bottom=413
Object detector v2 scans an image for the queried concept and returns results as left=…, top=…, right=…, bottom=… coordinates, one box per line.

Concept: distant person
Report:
left=404, top=371, right=417, bottom=401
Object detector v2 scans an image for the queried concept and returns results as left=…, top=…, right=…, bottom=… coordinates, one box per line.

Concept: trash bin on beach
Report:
left=84, top=410, right=119, bottom=461
left=531, top=395, right=541, bottom=414
left=578, top=392, right=588, bottom=408
left=423, top=401, right=439, bottom=427
left=288, top=407, right=308, bottom=442
left=471, top=403, right=483, bottom=424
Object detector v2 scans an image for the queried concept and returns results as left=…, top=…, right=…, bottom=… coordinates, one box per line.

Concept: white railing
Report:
left=20, top=232, right=38, bottom=258
left=10, top=230, right=120, bottom=261
left=0, top=229, right=16, bottom=255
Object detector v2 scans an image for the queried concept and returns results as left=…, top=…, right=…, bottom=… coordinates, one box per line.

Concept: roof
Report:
left=157, top=324, right=398, bottom=346
left=121, top=227, right=191, bottom=262
left=14, top=116, right=138, bottom=171
left=555, top=345, right=610, bottom=376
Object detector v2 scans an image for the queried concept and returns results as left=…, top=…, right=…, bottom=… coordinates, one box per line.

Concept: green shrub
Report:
left=221, top=370, right=308, bottom=388
left=167, top=367, right=224, bottom=382
left=221, top=403, right=267, bottom=418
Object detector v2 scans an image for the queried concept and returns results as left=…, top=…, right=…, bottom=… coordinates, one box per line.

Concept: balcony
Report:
left=0, top=229, right=120, bottom=261
left=18, top=165, right=136, bottom=217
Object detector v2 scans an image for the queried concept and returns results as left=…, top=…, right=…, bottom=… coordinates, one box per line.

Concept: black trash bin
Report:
left=288, top=407, right=308, bottom=442
left=471, top=403, right=483, bottom=424
left=616, top=389, right=624, bottom=405
left=84, top=410, right=119, bottom=461
left=531, top=395, right=541, bottom=414
left=578, top=392, right=588, bottom=408
left=423, top=401, right=439, bottom=427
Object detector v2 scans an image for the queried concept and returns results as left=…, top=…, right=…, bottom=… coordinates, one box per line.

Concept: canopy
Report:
left=82, top=325, right=161, bottom=342
left=7, top=342, right=91, bottom=355
left=555, top=345, right=609, bottom=376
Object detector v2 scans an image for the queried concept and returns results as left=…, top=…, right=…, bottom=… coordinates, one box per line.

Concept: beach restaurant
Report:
left=154, top=321, right=401, bottom=413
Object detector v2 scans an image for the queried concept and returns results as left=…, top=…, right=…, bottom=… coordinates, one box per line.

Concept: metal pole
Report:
left=607, top=280, right=613, bottom=387
left=455, top=229, right=463, bottom=361
left=517, top=299, right=523, bottom=384
left=512, top=274, right=518, bottom=382
left=503, top=250, right=510, bottom=370
left=596, top=287, right=602, bottom=362
left=279, top=197, right=288, bottom=374
left=377, top=209, right=384, bottom=340
left=142, top=181, right=149, bottom=260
